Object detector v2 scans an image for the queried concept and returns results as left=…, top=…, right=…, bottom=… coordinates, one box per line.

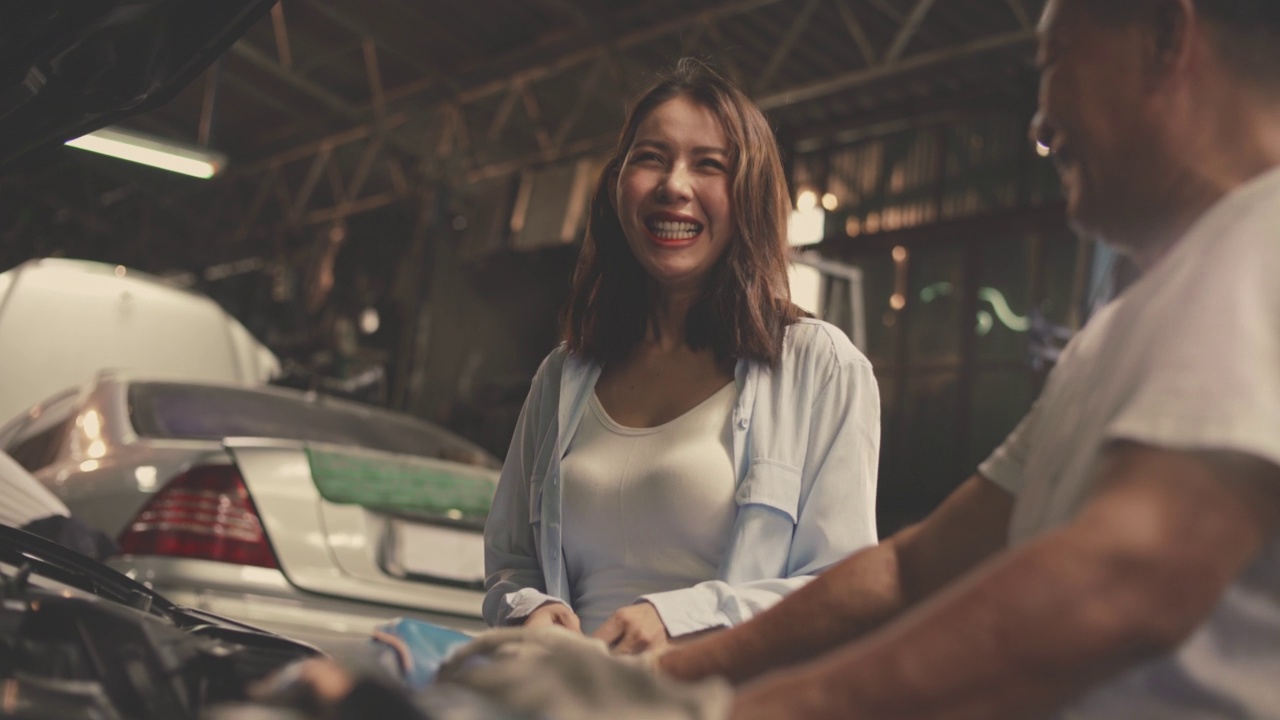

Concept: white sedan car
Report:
left=1, top=374, right=498, bottom=653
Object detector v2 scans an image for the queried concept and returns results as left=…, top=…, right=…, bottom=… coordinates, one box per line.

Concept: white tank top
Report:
left=560, top=381, right=738, bottom=635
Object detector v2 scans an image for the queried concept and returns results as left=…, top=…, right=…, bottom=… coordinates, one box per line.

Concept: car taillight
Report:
left=118, top=465, right=278, bottom=569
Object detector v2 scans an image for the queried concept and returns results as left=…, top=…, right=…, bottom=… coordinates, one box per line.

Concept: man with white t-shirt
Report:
left=657, top=1, right=1280, bottom=718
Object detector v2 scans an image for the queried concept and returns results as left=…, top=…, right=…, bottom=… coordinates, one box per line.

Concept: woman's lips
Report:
left=644, top=217, right=703, bottom=247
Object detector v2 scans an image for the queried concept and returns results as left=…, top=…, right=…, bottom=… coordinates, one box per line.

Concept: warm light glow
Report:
left=79, top=460, right=100, bottom=472
left=892, top=246, right=908, bottom=263
left=890, top=293, right=906, bottom=310
left=797, top=190, right=818, bottom=211
left=135, top=466, right=158, bottom=491
left=360, top=307, right=381, bottom=335
left=821, top=193, right=839, bottom=211
left=788, top=262, right=823, bottom=317
left=81, top=410, right=102, bottom=439
left=788, top=207, right=826, bottom=247
left=1035, top=141, right=1051, bottom=158
left=66, top=127, right=226, bottom=179
left=846, top=216, right=861, bottom=237
left=87, top=440, right=107, bottom=459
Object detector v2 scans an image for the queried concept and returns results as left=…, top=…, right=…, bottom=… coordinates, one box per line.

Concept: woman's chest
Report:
left=594, top=351, right=734, bottom=428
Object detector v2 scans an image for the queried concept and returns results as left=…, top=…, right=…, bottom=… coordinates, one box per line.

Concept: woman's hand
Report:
left=592, top=602, right=671, bottom=655
left=523, top=601, right=582, bottom=632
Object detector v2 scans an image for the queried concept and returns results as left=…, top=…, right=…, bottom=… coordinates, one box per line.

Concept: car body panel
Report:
left=112, top=555, right=488, bottom=658
left=226, top=438, right=487, bottom=620
left=0, top=258, right=279, bottom=425
left=6, top=374, right=499, bottom=652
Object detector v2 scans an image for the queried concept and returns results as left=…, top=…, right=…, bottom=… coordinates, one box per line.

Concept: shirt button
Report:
left=737, top=416, right=749, bottom=429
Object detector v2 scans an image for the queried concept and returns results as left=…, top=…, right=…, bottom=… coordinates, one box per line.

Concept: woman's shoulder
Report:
left=531, top=343, right=598, bottom=391
left=780, top=318, right=870, bottom=370
left=537, top=342, right=570, bottom=371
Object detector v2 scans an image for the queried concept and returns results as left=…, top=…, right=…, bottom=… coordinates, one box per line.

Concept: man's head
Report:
left=1030, top=0, right=1280, bottom=262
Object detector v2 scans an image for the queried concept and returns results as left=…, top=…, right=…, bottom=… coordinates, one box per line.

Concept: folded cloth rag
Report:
left=371, top=617, right=474, bottom=688
left=436, top=626, right=732, bottom=720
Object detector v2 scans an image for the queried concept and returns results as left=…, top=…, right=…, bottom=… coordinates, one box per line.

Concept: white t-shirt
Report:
left=979, top=164, right=1280, bottom=718
left=561, top=382, right=738, bottom=635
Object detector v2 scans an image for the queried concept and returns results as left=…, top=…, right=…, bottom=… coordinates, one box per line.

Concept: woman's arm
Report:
left=482, top=351, right=567, bottom=626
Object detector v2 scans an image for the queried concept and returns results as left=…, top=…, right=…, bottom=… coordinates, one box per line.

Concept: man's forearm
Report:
left=660, top=539, right=907, bottom=684
left=731, top=528, right=1192, bottom=720
left=661, top=476, right=1014, bottom=685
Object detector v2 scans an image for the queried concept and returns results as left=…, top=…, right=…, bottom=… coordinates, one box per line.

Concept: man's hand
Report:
left=593, top=602, right=670, bottom=655
left=523, top=602, right=582, bottom=632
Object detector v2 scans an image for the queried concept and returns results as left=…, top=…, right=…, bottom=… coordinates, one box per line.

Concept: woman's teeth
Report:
left=647, top=220, right=702, bottom=239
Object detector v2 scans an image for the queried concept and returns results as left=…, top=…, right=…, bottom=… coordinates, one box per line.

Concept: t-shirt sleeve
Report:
left=1104, top=221, right=1280, bottom=470
left=977, top=398, right=1042, bottom=496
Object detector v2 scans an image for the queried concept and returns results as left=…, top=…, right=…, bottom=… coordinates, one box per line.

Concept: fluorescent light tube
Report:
left=66, top=127, right=227, bottom=179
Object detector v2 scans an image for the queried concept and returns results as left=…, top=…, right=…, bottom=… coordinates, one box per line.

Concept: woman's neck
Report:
left=646, top=285, right=702, bottom=351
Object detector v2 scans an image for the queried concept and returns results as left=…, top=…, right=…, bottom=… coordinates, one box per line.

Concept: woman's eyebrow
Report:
left=633, top=138, right=728, bottom=156
left=632, top=138, right=670, bottom=151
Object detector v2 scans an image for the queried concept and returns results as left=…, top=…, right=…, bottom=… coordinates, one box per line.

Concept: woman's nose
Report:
left=656, top=165, right=693, bottom=202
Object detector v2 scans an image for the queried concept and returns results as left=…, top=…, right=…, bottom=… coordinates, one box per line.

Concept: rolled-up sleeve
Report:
left=977, top=398, right=1041, bottom=497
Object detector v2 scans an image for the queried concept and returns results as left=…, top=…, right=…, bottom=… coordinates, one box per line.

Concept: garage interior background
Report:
left=0, top=0, right=1092, bottom=533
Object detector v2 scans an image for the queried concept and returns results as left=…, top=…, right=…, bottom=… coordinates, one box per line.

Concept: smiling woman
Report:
left=483, top=59, right=881, bottom=655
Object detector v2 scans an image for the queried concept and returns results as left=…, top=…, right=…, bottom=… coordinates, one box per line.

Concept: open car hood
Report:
left=0, top=0, right=276, bottom=166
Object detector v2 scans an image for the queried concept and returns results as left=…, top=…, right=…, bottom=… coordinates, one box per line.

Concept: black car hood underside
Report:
left=0, top=0, right=275, bottom=166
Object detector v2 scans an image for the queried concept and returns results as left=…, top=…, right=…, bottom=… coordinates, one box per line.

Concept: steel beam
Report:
left=382, top=0, right=786, bottom=109
left=884, top=0, right=939, bottom=64
left=755, top=0, right=822, bottom=93
left=197, top=60, right=221, bottom=148
left=834, top=0, right=877, bottom=65
left=553, top=58, right=608, bottom=150
left=363, top=38, right=387, bottom=123
left=1004, top=0, right=1032, bottom=29
left=229, top=41, right=424, bottom=156
left=270, top=2, right=293, bottom=70
left=757, top=29, right=1036, bottom=110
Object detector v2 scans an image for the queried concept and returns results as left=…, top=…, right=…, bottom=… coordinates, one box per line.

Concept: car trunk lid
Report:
left=225, top=438, right=494, bottom=620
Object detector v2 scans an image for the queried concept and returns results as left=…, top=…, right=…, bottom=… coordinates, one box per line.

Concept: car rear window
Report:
left=128, top=382, right=500, bottom=469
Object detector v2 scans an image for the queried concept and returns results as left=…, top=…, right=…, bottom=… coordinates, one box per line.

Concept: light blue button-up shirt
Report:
left=483, top=318, right=880, bottom=636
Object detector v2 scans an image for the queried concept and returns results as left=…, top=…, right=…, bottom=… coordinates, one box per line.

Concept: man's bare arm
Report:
left=659, top=475, right=1014, bottom=684
left=728, top=443, right=1280, bottom=720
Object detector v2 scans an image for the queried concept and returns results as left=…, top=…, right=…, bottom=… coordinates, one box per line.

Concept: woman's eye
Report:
left=699, top=158, right=727, bottom=171
left=633, top=151, right=663, bottom=164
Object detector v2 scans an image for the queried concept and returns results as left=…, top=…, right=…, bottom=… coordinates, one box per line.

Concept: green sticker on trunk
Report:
left=306, top=446, right=496, bottom=523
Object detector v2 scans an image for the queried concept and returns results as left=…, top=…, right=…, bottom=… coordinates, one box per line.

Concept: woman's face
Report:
left=613, top=94, right=734, bottom=296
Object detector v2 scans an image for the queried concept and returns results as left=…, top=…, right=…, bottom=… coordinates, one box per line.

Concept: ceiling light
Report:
left=66, top=127, right=227, bottom=179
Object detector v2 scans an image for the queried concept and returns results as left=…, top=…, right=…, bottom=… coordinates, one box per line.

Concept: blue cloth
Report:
left=484, top=319, right=881, bottom=636
left=371, top=618, right=473, bottom=688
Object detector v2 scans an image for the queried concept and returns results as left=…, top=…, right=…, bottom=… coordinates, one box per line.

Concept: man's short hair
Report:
left=1081, top=0, right=1280, bottom=85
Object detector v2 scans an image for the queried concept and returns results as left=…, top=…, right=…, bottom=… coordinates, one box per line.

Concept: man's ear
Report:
left=1144, top=0, right=1196, bottom=77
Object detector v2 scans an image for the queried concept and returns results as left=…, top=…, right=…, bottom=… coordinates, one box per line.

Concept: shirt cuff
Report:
left=639, top=587, right=727, bottom=638
left=977, top=451, right=1022, bottom=496
left=501, top=588, right=566, bottom=625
